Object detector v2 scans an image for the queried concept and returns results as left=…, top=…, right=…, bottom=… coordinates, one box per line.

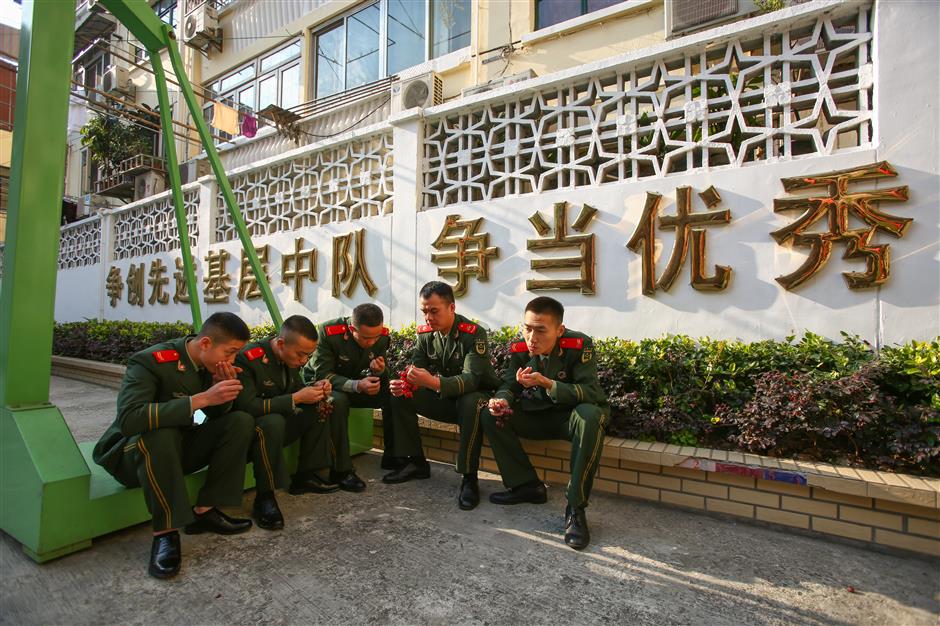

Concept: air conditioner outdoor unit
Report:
left=667, top=0, right=759, bottom=37
left=462, top=69, right=537, bottom=98
left=391, top=72, right=443, bottom=115
left=102, top=64, right=134, bottom=97
left=134, top=170, right=165, bottom=201
left=183, top=4, right=220, bottom=50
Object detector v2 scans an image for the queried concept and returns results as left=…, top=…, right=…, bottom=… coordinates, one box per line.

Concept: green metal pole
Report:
left=0, top=0, right=75, bottom=407
left=155, top=26, right=283, bottom=327
left=150, top=51, right=202, bottom=330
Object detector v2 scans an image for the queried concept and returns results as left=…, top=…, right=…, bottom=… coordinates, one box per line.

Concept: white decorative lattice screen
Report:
left=58, top=217, right=102, bottom=269
left=214, top=132, right=394, bottom=242
left=112, top=189, right=200, bottom=260
left=423, top=7, right=874, bottom=209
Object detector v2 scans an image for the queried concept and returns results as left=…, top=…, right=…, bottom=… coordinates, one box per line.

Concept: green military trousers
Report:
left=329, top=379, right=395, bottom=473
left=249, top=405, right=332, bottom=494
left=113, top=411, right=255, bottom=532
left=390, top=388, right=487, bottom=475
left=481, top=403, right=608, bottom=508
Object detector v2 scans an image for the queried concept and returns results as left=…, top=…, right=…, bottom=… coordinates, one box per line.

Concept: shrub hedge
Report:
left=53, top=320, right=939, bottom=476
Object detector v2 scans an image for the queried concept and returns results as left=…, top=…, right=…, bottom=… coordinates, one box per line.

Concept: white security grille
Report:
left=112, top=189, right=200, bottom=260
left=58, top=217, right=102, bottom=269
left=214, top=132, right=393, bottom=242
left=423, top=7, right=873, bottom=209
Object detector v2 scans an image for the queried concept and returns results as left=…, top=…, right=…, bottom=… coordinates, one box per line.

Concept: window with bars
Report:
left=535, top=0, right=625, bottom=30
left=313, top=0, right=470, bottom=99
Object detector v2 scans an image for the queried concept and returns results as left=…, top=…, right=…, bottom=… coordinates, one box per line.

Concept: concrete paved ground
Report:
left=1, top=377, right=938, bottom=625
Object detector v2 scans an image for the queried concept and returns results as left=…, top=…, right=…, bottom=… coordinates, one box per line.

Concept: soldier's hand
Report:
left=193, top=378, right=242, bottom=409
left=389, top=378, right=405, bottom=397
left=516, top=367, right=537, bottom=388
left=313, top=379, right=332, bottom=395
left=213, top=361, right=242, bottom=383
left=369, top=356, right=386, bottom=374
left=293, top=385, right=327, bottom=405
left=520, top=369, right=551, bottom=390
left=358, top=376, right=381, bottom=396
left=406, top=366, right=435, bottom=389
left=488, top=398, right=510, bottom=416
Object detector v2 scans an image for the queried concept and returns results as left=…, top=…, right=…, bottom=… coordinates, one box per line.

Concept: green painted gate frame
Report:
left=0, top=0, right=291, bottom=562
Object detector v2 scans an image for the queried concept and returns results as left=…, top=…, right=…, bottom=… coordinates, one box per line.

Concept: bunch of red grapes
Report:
left=316, top=396, right=334, bottom=421
left=399, top=366, right=417, bottom=398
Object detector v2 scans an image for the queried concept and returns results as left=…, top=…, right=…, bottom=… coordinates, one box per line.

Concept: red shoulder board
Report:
left=417, top=324, right=433, bottom=333
left=153, top=349, right=180, bottom=363
left=245, top=346, right=265, bottom=361
left=458, top=322, right=478, bottom=334
left=325, top=324, right=348, bottom=336
left=382, top=327, right=390, bottom=336
left=511, top=341, right=529, bottom=353
left=560, top=337, right=584, bottom=350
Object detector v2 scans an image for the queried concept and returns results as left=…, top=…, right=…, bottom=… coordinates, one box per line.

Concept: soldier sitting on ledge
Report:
left=481, top=296, right=609, bottom=550
left=235, top=315, right=339, bottom=532
left=92, top=312, right=256, bottom=580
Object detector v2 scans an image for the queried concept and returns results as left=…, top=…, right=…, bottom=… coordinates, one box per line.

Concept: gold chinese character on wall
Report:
left=148, top=259, right=169, bottom=305
left=282, top=238, right=317, bottom=302
left=173, top=257, right=190, bottom=304
left=203, top=249, right=231, bottom=304
left=430, top=214, right=499, bottom=297
left=238, top=244, right=270, bottom=301
left=627, top=186, right=732, bottom=295
left=526, top=202, right=598, bottom=294
left=106, top=266, right=123, bottom=307
left=126, top=263, right=145, bottom=307
left=771, top=161, right=911, bottom=290
left=332, top=229, right=377, bottom=298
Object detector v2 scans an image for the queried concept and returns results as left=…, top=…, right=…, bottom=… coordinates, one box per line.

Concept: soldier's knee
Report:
left=331, top=390, right=351, bottom=412
left=255, top=412, right=286, bottom=435
left=139, top=427, right=182, bottom=453
left=457, top=392, right=484, bottom=415
left=573, top=404, right=604, bottom=429
left=225, top=410, right=256, bottom=438
left=479, top=408, right=497, bottom=428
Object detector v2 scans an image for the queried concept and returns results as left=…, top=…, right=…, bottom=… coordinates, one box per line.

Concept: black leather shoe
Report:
left=331, top=470, right=366, bottom=493
left=148, top=531, right=181, bottom=579
left=382, top=459, right=431, bottom=484
left=457, top=475, right=480, bottom=510
left=252, top=493, right=284, bottom=531
left=489, top=480, right=548, bottom=505
left=289, top=474, right=340, bottom=495
left=380, top=455, right=407, bottom=471
left=564, top=505, right=590, bottom=550
left=184, top=508, right=253, bottom=535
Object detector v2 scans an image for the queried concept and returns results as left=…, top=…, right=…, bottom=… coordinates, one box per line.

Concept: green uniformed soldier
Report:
left=92, top=312, right=256, bottom=580
left=383, top=281, right=501, bottom=510
left=481, top=296, right=609, bottom=550
left=235, top=315, right=339, bottom=531
left=303, top=303, right=399, bottom=491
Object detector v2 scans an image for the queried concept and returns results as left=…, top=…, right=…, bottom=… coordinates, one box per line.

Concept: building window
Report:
left=153, top=0, right=178, bottom=28
left=535, top=0, right=623, bottom=30
left=313, top=0, right=470, bottom=99
left=203, top=38, right=302, bottom=141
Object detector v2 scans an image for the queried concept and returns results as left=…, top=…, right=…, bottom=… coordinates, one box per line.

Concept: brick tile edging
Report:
left=372, top=414, right=940, bottom=558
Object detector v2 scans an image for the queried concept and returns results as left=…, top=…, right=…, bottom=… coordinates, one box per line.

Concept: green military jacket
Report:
left=234, top=338, right=306, bottom=418
left=411, top=313, right=501, bottom=398
left=92, top=336, right=231, bottom=474
left=303, top=316, right=391, bottom=389
left=495, top=329, right=608, bottom=412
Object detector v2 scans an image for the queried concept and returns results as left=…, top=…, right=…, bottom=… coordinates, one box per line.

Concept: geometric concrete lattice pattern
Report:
left=57, top=216, right=102, bottom=269
left=423, top=8, right=874, bottom=209
left=214, top=132, right=393, bottom=242
left=111, top=188, right=200, bottom=260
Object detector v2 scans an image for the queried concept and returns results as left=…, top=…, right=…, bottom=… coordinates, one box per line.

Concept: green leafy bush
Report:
left=52, top=319, right=939, bottom=476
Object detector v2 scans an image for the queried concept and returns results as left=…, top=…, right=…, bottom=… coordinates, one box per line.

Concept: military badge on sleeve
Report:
left=582, top=348, right=593, bottom=363
left=475, top=340, right=486, bottom=355
left=558, top=370, right=567, bottom=380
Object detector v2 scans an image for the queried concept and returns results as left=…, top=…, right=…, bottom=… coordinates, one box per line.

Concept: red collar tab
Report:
left=417, top=324, right=433, bottom=333
left=381, top=327, right=390, bottom=336
left=511, top=341, right=529, bottom=353
left=245, top=346, right=265, bottom=361
left=559, top=337, right=584, bottom=350
left=153, top=349, right=180, bottom=363
left=325, top=324, right=348, bottom=336
left=457, top=322, right=478, bottom=334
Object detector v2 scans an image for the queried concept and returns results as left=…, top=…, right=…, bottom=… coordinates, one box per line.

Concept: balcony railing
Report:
left=94, top=154, right=166, bottom=198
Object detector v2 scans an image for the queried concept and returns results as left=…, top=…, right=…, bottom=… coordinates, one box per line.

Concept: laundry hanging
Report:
left=210, top=100, right=239, bottom=135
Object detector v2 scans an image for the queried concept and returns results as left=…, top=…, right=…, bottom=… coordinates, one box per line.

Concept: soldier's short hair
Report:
left=419, top=281, right=455, bottom=304
left=198, top=312, right=251, bottom=343
left=280, top=315, right=318, bottom=344
left=525, top=296, right=564, bottom=324
left=352, top=303, right=384, bottom=328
